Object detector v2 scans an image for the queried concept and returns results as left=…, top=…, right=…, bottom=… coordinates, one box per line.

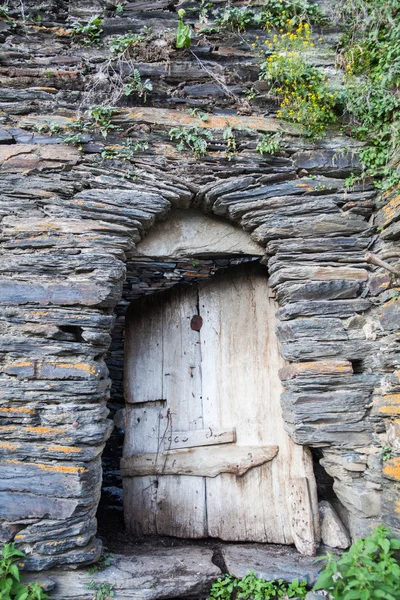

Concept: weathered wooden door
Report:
left=122, top=264, right=319, bottom=554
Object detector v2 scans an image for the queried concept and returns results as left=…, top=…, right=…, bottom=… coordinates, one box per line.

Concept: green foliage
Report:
left=214, top=1, right=325, bottom=32
left=261, top=0, right=326, bottom=29
left=244, top=87, right=259, bottom=101
left=208, top=572, right=307, bottom=600
left=101, top=139, right=149, bottom=160
left=223, top=126, right=237, bottom=160
left=0, top=4, right=16, bottom=27
left=32, top=122, right=63, bottom=135
left=0, top=543, right=48, bottom=600
left=189, top=108, right=210, bottom=122
left=108, top=32, right=143, bottom=55
left=256, top=132, right=282, bottom=155
left=88, top=553, right=114, bottom=575
left=71, top=15, right=103, bottom=45
left=124, top=69, right=153, bottom=103
left=380, top=445, right=393, bottom=462
left=215, top=5, right=255, bottom=32
left=176, top=9, right=191, bottom=49
left=259, top=24, right=339, bottom=139
left=87, top=106, right=119, bottom=137
left=169, top=126, right=212, bottom=158
left=85, top=580, right=114, bottom=600
left=313, top=525, right=400, bottom=600
left=339, top=0, right=400, bottom=190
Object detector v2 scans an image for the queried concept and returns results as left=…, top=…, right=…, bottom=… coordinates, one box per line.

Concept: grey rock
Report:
left=319, top=501, right=350, bottom=549
left=222, top=544, right=322, bottom=585
left=26, top=547, right=221, bottom=598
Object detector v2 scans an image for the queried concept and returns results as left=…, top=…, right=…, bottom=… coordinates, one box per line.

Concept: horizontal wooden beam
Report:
left=121, top=445, right=279, bottom=478
left=164, top=427, right=236, bottom=450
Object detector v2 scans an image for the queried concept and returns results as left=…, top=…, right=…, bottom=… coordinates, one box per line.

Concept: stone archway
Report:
left=0, top=149, right=383, bottom=571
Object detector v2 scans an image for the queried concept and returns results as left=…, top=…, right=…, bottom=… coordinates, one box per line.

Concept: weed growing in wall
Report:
left=214, top=0, right=326, bottom=32
left=338, top=0, right=400, bottom=191
left=256, top=132, right=282, bottom=155
left=169, top=126, right=212, bottom=158
left=101, top=139, right=149, bottom=160
left=71, top=15, right=103, bottom=45
left=259, top=23, right=339, bottom=139
left=124, top=69, right=153, bottom=103
left=108, top=32, right=144, bottom=55
left=176, top=9, right=191, bottom=49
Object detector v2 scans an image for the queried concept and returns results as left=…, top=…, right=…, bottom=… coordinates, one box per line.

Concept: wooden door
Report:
left=122, top=264, right=319, bottom=554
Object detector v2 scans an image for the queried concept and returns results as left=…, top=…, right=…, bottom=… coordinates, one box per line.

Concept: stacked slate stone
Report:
left=0, top=0, right=398, bottom=571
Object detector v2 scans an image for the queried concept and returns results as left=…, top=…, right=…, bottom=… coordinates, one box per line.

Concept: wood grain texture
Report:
left=121, top=444, right=278, bottom=477
left=123, top=265, right=319, bottom=550
left=164, top=427, right=236, bottom=450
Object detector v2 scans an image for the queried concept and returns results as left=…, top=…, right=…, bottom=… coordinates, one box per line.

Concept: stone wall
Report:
left=0, top=0, right=399, bottom=570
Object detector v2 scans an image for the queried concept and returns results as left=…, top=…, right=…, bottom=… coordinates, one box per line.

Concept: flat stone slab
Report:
left=221, top=544, right=322, bottom=585
left=27, top=547, right=221, bottom=600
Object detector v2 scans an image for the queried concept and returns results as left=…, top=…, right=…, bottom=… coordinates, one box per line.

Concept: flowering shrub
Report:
left=259, top=23, right=339, bottom=139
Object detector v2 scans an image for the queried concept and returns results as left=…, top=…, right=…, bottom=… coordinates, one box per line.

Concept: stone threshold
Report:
left=26, top=542, right=326, bottom=600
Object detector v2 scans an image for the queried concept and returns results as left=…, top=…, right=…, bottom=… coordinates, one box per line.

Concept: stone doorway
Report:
left=102, top=210, right=320, bottom=555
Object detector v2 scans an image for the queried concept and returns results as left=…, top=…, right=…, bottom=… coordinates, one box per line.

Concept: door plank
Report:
left=162, top=286, right=203, bottom=431
left=121, top=444, right=278, bottom=478
left=200, top=266, right=318, bottom=547
left=164, top=427, right=236, bottom=450
left=288, top=477, right=317, bottom=557
left=124, top=295, right=164, bottom=404
left=156, top=476, right=207, bottom=538
left=158, top=286, right=206, bottom=537
left=123, top=476, right=158, bottom=535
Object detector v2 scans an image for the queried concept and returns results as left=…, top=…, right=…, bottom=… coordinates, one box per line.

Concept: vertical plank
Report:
left=288, top=477, right=317, bottom=556
left=124, top=402, right=167, bottom=535
left=200, top=265, right=318, bottom=549
left=124, top=295, right=164, bottom=404
left=156, top=475, right=206, bottom=538
left=158, top=286, right=206, bottom=537
left=162, top=286, right=203, bottom=433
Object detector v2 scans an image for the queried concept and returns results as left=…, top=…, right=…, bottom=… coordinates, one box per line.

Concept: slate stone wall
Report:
left=0, top=0, right=399, bottom=570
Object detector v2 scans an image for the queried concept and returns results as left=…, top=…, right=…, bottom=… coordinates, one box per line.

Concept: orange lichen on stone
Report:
left=383, top=457, right=400, bottom=481
left=377, top=394, right=400, bottom=415
left=4, top=459, right=86, bottom=474
left=51, top=362, right=99, bottom=375
left=0, top=407, right=35, bottom=414
left=48, top=445, right=81, bottom=454
left=0, top=442, right=20, bottom=450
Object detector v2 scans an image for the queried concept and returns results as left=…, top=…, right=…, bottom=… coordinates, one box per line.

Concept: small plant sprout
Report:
left=244, top=87, right=259, bottom=101
left=124, top=69, right=153, bottom=103
left=189, top=108, right=210, bottom=122
left=380, top=445, right=392, bottom=462
left=223, top=126, right=237, bottom=160
left=169, top=126, right=212, bottom=158
left=85, top=580, right=115, bottom=600
left=108, top=32, right=143, bottom=55
left=87, top=106, right=119, bottom=138
left=256, top=132, right=282, bottom=155
left=71, top=15, right=103, bottom=45
left=176, top=9, right=191, bottom=49
left=101, top=139, right=149, bottom=160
